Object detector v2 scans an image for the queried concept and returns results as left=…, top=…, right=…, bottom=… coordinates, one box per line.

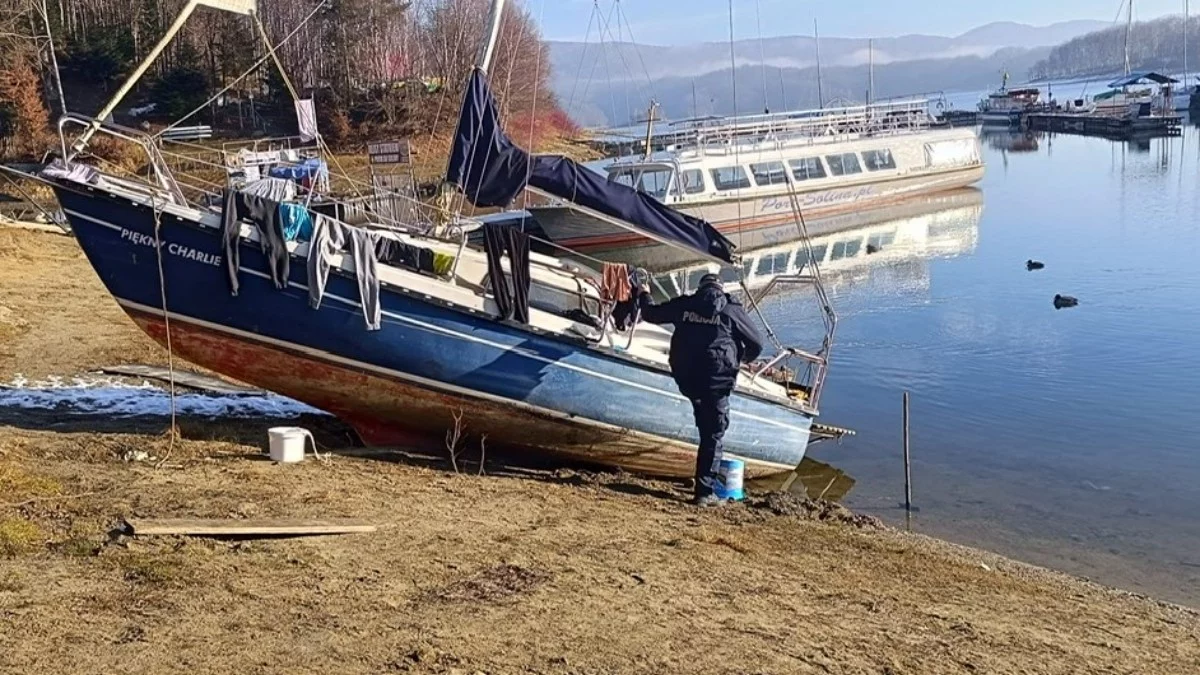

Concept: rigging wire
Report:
left=428, top=0, right=476, bottom=149
left=575, top=2, right=621, bottom=126
left=148, top=193, right=179, bottom=469
left=595, top=2, right=621, bottom=126
left=614, top=1, right=658, bottom=106
left=1082, top=0, right=1134, bottom=98
left=612, top=2, right=632, bottom=125
left=565, top=1, right=599, bottom=118
left=522, top=0, right=549, bottom=211
left=598, top=1, right=654, bottom=126
left=155, top=2, right=326, bottom=140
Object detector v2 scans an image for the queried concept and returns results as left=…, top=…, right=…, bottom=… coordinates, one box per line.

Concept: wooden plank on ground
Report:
left=127, top=518, right=377, bottom=537
left=100, top=365, right=263, bottom=396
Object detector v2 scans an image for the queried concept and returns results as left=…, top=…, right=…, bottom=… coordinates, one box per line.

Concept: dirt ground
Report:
left=2, top=226, right=1199, bottom=674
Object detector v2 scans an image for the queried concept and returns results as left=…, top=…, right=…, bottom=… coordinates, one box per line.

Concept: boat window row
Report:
left=705, top=148, right=897, bottom=190
left=609, top=146, right=900, bottom=199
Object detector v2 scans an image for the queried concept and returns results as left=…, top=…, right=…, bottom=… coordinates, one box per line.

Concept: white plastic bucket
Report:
left=267, top=426, right=314, bottom=463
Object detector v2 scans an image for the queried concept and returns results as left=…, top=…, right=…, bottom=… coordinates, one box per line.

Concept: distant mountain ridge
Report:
left=549, top=19, right=1107, bottom=126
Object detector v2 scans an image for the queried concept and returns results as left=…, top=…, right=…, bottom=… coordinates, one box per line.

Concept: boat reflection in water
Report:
left=746, top=456, right=858, bottom=502
left=649, top=187, right=983, bottom=300
left=980, top=127, right=1040, bottom=153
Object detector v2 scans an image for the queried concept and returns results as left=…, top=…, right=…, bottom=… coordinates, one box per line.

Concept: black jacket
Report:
left=640, top=285, right=764, bottom=396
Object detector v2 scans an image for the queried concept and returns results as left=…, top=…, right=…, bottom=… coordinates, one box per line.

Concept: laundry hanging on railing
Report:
left=222, top=189, right=290, bottom=295
left=482, top=222, right=531, bottom=323
left=446, top=69, right=735, bottom=263
left=307, top=214, right=382, bottom=331
left=375, top=237, right=455, bottom=277
left=269, top=158, right=329, bottom=191
left=600, top=263, right=632, bottom=303
left=241, top=176, right=296, bottom=201
left=278, top=202, right=314, bottom=242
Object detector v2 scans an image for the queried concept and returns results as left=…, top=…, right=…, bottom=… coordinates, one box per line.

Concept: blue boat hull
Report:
left=52, top=182, right=814, bottom=477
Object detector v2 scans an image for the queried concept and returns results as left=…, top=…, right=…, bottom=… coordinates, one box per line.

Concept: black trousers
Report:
left=689, top=389, right=731, bottom=498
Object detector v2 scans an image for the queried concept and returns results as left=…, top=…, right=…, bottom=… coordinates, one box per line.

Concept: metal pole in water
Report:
left=903, top=391, right=912, bottom=513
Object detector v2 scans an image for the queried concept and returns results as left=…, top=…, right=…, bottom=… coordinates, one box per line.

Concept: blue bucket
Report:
left=713, top=458, right=745, bottom=501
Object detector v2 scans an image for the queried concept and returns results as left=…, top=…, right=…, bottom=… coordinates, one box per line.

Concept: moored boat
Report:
left=978, top=84, right=1042, bottom=126
left=528, top=112, right=983, bottom=270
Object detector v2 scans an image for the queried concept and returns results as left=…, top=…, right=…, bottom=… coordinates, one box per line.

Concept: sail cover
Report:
left=447, top=69, right=735, bottom=263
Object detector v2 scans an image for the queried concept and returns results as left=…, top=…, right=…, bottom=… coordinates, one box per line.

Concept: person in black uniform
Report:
left=638, top=273, right=764, bottom=506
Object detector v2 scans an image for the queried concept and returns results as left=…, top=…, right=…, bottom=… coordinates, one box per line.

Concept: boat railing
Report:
left=670, top=99, right=935, bottom=150
left=59, top=115, right=188, bottom=207
left=746, top=273, right=836, bottom=414
left=55, top=114, right=464, bottom=241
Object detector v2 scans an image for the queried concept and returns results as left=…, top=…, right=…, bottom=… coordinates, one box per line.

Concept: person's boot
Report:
left=692, top=493, right=726, bottom=507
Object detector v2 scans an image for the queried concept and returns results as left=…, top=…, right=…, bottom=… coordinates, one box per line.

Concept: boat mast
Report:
left=477, top=0, right=509, bottom=72
left=1125, top=0, right=1133, bottom=77
left=1185, top=0, right=1190, bottom=90
left=868, top=38, right=874, bottom=105
left=814, top=19, right=824, bottom=108
left=642, top=99, right=658, bottom=159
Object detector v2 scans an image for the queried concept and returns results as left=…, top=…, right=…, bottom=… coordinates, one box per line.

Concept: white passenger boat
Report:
left=528, top=103, right=983, bottom=270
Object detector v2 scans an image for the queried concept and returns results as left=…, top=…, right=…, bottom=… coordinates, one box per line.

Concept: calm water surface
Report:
left=758, top=127, right=1200, bottom=607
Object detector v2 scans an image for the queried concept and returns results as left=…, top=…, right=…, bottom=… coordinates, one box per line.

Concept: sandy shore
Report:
left=1, top=227, right=1198, bottom=674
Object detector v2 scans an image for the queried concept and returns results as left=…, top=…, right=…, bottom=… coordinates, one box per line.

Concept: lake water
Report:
left=755, top=126, right=1200, bottom=607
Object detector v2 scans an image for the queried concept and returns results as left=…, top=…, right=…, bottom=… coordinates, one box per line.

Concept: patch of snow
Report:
left=1, top=375, right=327, bottom=418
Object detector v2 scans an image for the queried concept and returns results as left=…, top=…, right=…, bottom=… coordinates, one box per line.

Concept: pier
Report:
left=1026, top=111, right=1181, bottom=139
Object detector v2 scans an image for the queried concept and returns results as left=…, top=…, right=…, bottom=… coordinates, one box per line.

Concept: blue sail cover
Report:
left=447, top=69, right=735, bottom=263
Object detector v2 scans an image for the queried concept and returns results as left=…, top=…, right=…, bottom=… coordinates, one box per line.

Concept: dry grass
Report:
left=0, top=425, right=1196, bottom=675
left=0, top=518, right=44, bottom=556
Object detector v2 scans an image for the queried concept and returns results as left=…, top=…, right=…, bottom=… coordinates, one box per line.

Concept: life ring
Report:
left=935, top=100, right=945, bottom=111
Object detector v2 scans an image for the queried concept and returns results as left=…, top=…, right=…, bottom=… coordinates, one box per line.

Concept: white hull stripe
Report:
left=117, top=299, right=797, bottom=472
left=65, top=207, right=809, bottom=432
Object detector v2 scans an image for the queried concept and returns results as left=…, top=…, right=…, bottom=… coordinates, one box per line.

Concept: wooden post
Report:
left=903, top=391, right=912, bottom=513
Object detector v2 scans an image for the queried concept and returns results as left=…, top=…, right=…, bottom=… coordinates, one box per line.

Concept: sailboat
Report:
left=9, top=0, right=840, bottom=478
left=1090, top=0, right=1178, bottom=117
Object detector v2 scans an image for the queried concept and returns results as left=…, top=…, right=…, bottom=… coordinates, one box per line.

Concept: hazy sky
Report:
left=537, top=0, right=1185, bottom=44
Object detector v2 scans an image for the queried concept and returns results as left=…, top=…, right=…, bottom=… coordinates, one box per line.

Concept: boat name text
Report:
left=120, top=228, right=223, bottom=267
left=763, top=186, right=876, bottom=211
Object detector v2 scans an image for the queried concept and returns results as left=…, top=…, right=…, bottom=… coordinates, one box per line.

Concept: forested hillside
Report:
left=1031, top=15, right=1196, bottom=80
left=0, top=0, right=573, bottom=161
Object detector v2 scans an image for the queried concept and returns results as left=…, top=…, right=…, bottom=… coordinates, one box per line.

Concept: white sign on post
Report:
left=368, top=140, right=411, bottom=166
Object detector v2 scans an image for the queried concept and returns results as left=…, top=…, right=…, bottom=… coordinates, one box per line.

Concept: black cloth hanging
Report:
left=611, top=297, right=640, bottom=332
left=482, top=223, right=531, bottom=324
left=446, top=69, right=735, bottom=263
left=221, top=189, right=290, bottom=295
left=375, top=237, right=437, bottom=275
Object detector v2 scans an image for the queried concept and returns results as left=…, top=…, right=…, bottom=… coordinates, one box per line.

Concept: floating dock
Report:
left=937, top=110, right=979, bottom=127
left=1026, top=112, right=1181, bottom=139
